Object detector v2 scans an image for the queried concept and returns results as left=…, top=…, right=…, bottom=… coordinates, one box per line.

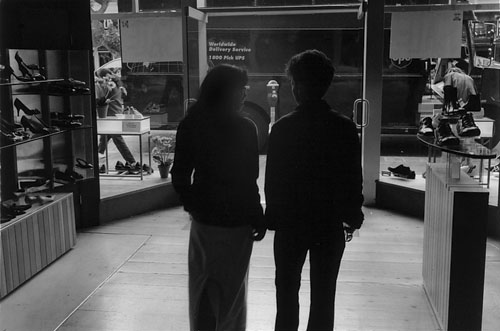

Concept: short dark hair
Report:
left=285, top=49, right=335, bottom=99
left=97, top=68, right=113, bottom=78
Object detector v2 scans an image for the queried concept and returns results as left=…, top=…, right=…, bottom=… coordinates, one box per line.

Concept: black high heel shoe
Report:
left=21, top=116, right=50, bottom=134
left=1, top=65, right=34, bottom=82
left=14, top=98, right=41, bottom=116
left=14, top=52, right=45, bottom=81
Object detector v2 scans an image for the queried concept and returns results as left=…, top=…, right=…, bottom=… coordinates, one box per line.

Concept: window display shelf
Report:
left=0, top=125, right=93, bottom=151
left=417, top=134, right=497, bottom=160
left=11, top=90, right=91, bottom=97
left=0, top=193, right=70, bottom=228
left=0, top=78, right=64, bottom=87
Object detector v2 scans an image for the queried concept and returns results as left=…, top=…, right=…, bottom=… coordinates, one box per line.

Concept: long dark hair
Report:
left=188, top=64, right=248, bottom=117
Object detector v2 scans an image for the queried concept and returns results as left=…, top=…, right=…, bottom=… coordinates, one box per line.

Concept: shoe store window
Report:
left=378, top=7, right=500, bottom=212
left=91, top=1, right=183, bottom=202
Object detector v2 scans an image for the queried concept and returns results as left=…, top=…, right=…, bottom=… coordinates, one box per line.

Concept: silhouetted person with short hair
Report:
left=265, top=50, right=364, bottom=331
left=171, top=64, right=266, bottom=331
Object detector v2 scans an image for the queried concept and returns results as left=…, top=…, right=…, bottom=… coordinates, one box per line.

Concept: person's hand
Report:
left=252, top=226, right=267, bottom=241
left=343, top=222, right=355, bottom=242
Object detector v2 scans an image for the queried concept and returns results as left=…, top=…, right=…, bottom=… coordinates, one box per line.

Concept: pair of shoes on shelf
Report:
left=421, top=113, right=481, bottom=145
left=388, top=165, right=416, bottom=179
left=435, top=115, right=480, bottom=146
left=50, top=113, right=84, bottom=128
left=115, top=161, right=152, bottom=174
left=115, top=161, right=140, bottom=171
left=47, top=78, right=90, bottom=95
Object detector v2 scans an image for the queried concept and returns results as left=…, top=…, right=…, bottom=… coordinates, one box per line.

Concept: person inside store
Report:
left=265, top=50, right=364, bottom=331
left=171, top=64, right=266, bottom=331
left=95, top=68, right=137, bottom=167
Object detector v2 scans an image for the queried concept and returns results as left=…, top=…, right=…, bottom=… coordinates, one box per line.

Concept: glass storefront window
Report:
left=380, top=8, right=500, bottom=196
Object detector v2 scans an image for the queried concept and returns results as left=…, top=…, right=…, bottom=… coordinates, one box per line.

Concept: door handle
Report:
left=353, top=98, right=370, bottom=128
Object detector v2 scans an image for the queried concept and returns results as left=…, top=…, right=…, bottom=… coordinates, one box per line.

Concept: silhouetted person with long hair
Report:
left=171, top=64, right=266, bottom=331
left=265, top=50, right=364, bottom=331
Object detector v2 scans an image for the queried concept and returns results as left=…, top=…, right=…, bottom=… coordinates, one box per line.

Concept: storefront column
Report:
left=361, top=0, right=384, bottom=205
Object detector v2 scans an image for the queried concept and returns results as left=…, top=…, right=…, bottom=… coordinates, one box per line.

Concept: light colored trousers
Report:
left=189, top=219, right=253, bottom=331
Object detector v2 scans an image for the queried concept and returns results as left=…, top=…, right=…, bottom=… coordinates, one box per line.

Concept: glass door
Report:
left=182, top=6, right=208, bottom=113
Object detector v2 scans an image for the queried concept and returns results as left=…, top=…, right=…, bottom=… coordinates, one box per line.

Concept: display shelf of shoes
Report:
left=0, top=125, right=93, bottom=150
left=0, top=78, right=65, bottom=87
left=1, top=47, right=99, bottom=228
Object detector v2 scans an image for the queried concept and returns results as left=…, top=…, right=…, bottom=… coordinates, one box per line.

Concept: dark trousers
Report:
left=98, top=134, right=136, bottom=164
left=274, top=228, right=345, bottom=331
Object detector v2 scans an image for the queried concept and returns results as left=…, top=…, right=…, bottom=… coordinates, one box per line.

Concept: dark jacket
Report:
left=107, top=85, right=124, bottom=116
left=265, top=100, right=364, bottom=232
left=171, top=109, right=264, bottom=228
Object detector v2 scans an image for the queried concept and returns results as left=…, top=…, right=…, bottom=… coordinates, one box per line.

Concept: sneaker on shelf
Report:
left=142, top=164, right=153, bottom=174
left=388, top=165, right=416, bottom=179
left=457, top=113, right=481, bottom=137
left=418, top=117, right=434, bottom=136
left=115, top=161, right=126, bottom=171
left=436, top=122, right=460, bottom=146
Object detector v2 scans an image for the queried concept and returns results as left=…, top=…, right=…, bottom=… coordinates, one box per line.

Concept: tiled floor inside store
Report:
left=1, top=206, right=499, bottom=331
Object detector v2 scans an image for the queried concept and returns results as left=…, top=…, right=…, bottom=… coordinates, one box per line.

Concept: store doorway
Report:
left=200, top=2, right=376, bottom=201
